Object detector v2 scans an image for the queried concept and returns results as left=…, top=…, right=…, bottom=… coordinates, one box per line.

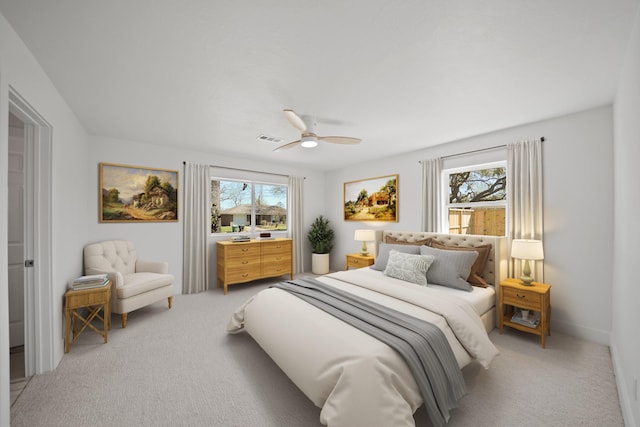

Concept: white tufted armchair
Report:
left=83, top=240, right=174, bottom=328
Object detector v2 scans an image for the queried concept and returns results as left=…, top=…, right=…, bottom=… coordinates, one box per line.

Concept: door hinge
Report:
left=24, top=260, right=34, bottom=267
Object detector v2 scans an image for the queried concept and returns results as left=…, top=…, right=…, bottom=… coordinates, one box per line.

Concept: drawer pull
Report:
left=516, top=293, right=526, bottom=298
left=242, top=248, right=249, bottom=252
left=242, top=273, right=249, bottom=278
left=242, top=261, right=248, bottom=264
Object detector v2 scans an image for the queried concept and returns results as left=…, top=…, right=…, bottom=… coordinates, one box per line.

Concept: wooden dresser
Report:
left=217, top=238, right=293, bottom=294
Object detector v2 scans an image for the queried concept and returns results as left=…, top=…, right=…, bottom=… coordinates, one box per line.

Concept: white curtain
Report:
left=507, top=139, right=544, bottom=282
left=421, top=157, right=442, bottom=232
left=182, top=162, right=210, bottom=294
left=288, top=176, right=305, bottom=274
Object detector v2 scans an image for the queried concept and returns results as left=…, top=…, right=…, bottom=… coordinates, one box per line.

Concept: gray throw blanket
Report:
left=272, top=278, right=467, bottom=427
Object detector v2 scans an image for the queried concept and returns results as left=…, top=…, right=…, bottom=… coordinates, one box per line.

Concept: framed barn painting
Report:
left=99, top=162, right=179, bottom=222
left=344, top=174, right=398, bottom=222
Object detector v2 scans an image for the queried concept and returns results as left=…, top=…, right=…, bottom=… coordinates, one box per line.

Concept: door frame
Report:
left=8, top=88, right=54, bottom=376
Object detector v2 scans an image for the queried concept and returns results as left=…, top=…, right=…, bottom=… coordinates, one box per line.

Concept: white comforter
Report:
left=227, top=268, right=499, bottom=427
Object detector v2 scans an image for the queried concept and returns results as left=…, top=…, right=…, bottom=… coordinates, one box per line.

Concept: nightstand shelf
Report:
left=499, top=278, right=551, bottom=348
left=345, top=253, right=375, bottom=270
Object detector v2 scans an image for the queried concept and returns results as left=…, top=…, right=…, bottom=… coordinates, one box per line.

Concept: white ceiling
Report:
left=1, top=1, right=638, bottom=171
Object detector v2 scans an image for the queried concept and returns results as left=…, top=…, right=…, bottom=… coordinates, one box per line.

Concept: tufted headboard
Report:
left=378, top=230, right=508, bottom=289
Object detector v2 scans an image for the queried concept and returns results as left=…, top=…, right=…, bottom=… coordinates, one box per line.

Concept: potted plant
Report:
left=307, top=215, right=335, bottom=274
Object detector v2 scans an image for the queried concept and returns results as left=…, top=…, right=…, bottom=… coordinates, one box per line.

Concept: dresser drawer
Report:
left=226, top=268, right=261, bottom=283
left=262, top=260, right=291, bottom=276
left=502, top=287, right=541, bottom=310
left=226, top=257, right=261, bottom=271
left=262, top=240, right=292, bottom=256
left=225, top=243, right=260, bottom=258
left=263, top=252, right=291, bottom=264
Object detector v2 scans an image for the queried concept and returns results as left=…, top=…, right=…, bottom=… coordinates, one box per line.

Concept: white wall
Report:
left=88, top=135, right=326, bottom=293
left=324, top=106, right=614, bottom=346
left=612, top=5, right=640, bottom=426
left=0, top=12, right=90, bottom=427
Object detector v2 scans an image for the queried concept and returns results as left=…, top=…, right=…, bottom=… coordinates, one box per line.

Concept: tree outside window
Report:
left=445, top=164, right=506, bottom=236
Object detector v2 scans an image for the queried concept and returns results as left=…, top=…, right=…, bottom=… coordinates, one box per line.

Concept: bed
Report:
left=227, top=231, right=507, bottom=427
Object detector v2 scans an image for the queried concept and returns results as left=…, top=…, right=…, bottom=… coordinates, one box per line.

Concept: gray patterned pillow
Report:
left=419, top=245, right=477, bottom=292
left=383, top=250, right=435, bottom=286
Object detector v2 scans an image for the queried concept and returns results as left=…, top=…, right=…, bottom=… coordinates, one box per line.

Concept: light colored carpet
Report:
left=11, top=278, right=623, bottom=427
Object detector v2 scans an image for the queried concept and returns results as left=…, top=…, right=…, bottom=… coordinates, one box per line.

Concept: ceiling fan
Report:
left=273, top=109, right=362, bottom=152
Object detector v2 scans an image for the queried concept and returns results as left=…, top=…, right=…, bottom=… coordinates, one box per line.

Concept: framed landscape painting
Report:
left=344, top=174, right=398, bottom=222
left=99, top=162, right=179, bottom=222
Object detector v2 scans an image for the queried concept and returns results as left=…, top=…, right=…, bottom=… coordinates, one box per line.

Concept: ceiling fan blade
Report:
left=283, top=109, right=307, bottom=132
left=273, top=139, right=301, bottom=152
left=318, top=136, right=362, bottom=144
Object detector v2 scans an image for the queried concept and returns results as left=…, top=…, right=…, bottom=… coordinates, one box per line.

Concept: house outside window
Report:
left=442, top=161, right=506, bottom=236
left=211, top=178, right=288, bottom=234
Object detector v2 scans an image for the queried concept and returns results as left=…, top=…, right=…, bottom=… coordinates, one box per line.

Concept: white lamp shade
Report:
left=354, top=229, right=375, bottom=242
left=511, top=239, right=544, bottom=260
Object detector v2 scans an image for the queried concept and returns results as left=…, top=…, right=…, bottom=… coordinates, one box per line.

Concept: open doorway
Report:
left=8, top=111, right=26, bottom=391
left=6, top=89, right=54, bottom=389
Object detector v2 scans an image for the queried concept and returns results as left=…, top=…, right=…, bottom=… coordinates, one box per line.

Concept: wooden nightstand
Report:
left=345, top=253, right=375, bottom=270
left=499, top=278, right=551, bottom=348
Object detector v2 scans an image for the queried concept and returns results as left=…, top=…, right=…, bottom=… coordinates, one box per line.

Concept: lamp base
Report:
left=360, top=242, right=369, bottom=257
left=520, top=275, right=534, bottom=286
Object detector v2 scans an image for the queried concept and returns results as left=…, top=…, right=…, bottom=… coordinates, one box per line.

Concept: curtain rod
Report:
left=419, top=136, right=545, bottom=162
left=182, top=161, right=304, bottom=179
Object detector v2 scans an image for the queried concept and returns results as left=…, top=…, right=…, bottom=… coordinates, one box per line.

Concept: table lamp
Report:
left=511, top=239, right=544, bottom=286
left=354, top=229, right=375, bottom=256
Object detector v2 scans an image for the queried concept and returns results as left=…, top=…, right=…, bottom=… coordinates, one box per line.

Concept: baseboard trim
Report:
left=610, top=339, right=638, bottom=427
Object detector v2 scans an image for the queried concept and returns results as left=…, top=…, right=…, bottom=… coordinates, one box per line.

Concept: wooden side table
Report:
left=65, top=281, right=111, bottom=353
left=499, top=278, right=551, bottom=348
left=345, top=253, right=375, bottom=270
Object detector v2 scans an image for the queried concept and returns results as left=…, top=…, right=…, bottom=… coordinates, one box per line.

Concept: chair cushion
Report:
left=84, top=240, right=138, bottom=275
left=119, top=272, right=174, bottom=299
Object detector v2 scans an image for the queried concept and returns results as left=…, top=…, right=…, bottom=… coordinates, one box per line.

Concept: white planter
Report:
left=311, top=253, right=330, bottom=275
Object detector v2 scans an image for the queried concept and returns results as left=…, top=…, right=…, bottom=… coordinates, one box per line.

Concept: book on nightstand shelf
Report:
left=511, top=309, right=540, bottom=328
left=69, top=273, right=109, bottom=290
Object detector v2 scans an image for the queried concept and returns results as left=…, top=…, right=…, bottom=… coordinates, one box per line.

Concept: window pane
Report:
left=447, top=207, right=505, bottom=236
left=211, top=179, right=287, bottom=234
left=255, top=183, right=287, bottom=232
left=211, top=180, right=251, bottom=233
left=449, top=167, right=506, bottom=203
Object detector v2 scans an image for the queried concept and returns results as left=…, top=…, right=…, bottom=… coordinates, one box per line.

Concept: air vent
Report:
left=257, top=134, right=283, bottom=143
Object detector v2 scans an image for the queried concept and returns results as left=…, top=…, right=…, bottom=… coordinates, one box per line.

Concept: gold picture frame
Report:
left=99, top=162, right=179, bottom=222
left=344, top=174, right=398, bottom=222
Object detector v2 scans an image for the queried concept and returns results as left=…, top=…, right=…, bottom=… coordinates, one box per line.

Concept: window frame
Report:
left=440, top=160, right=507, bottom=235
left=210, top=176, right=289, bottom=236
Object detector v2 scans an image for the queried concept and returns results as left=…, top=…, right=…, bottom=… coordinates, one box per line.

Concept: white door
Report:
left=8, top=117, right=25, bottom=348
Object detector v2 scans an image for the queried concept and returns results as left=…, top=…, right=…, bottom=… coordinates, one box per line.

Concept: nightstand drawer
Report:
left=347, top=256, right=367, bottom=267
left=346, top=254, right=375, bottom=270
left=502, top=287, right=541, bottom=310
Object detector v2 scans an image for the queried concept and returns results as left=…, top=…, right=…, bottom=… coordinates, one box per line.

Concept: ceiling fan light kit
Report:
left=273, top=109, right=361, bottom=152
left=300, top=135, right=318, bottom=148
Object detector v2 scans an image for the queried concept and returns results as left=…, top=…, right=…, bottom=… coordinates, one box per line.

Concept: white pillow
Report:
left=383, top=250, right=435, bottom=286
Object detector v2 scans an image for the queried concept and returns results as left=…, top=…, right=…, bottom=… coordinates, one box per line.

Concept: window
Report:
left=442, top=162, right=506, bottom=236
left=211, top=178, right=288, bottom=234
